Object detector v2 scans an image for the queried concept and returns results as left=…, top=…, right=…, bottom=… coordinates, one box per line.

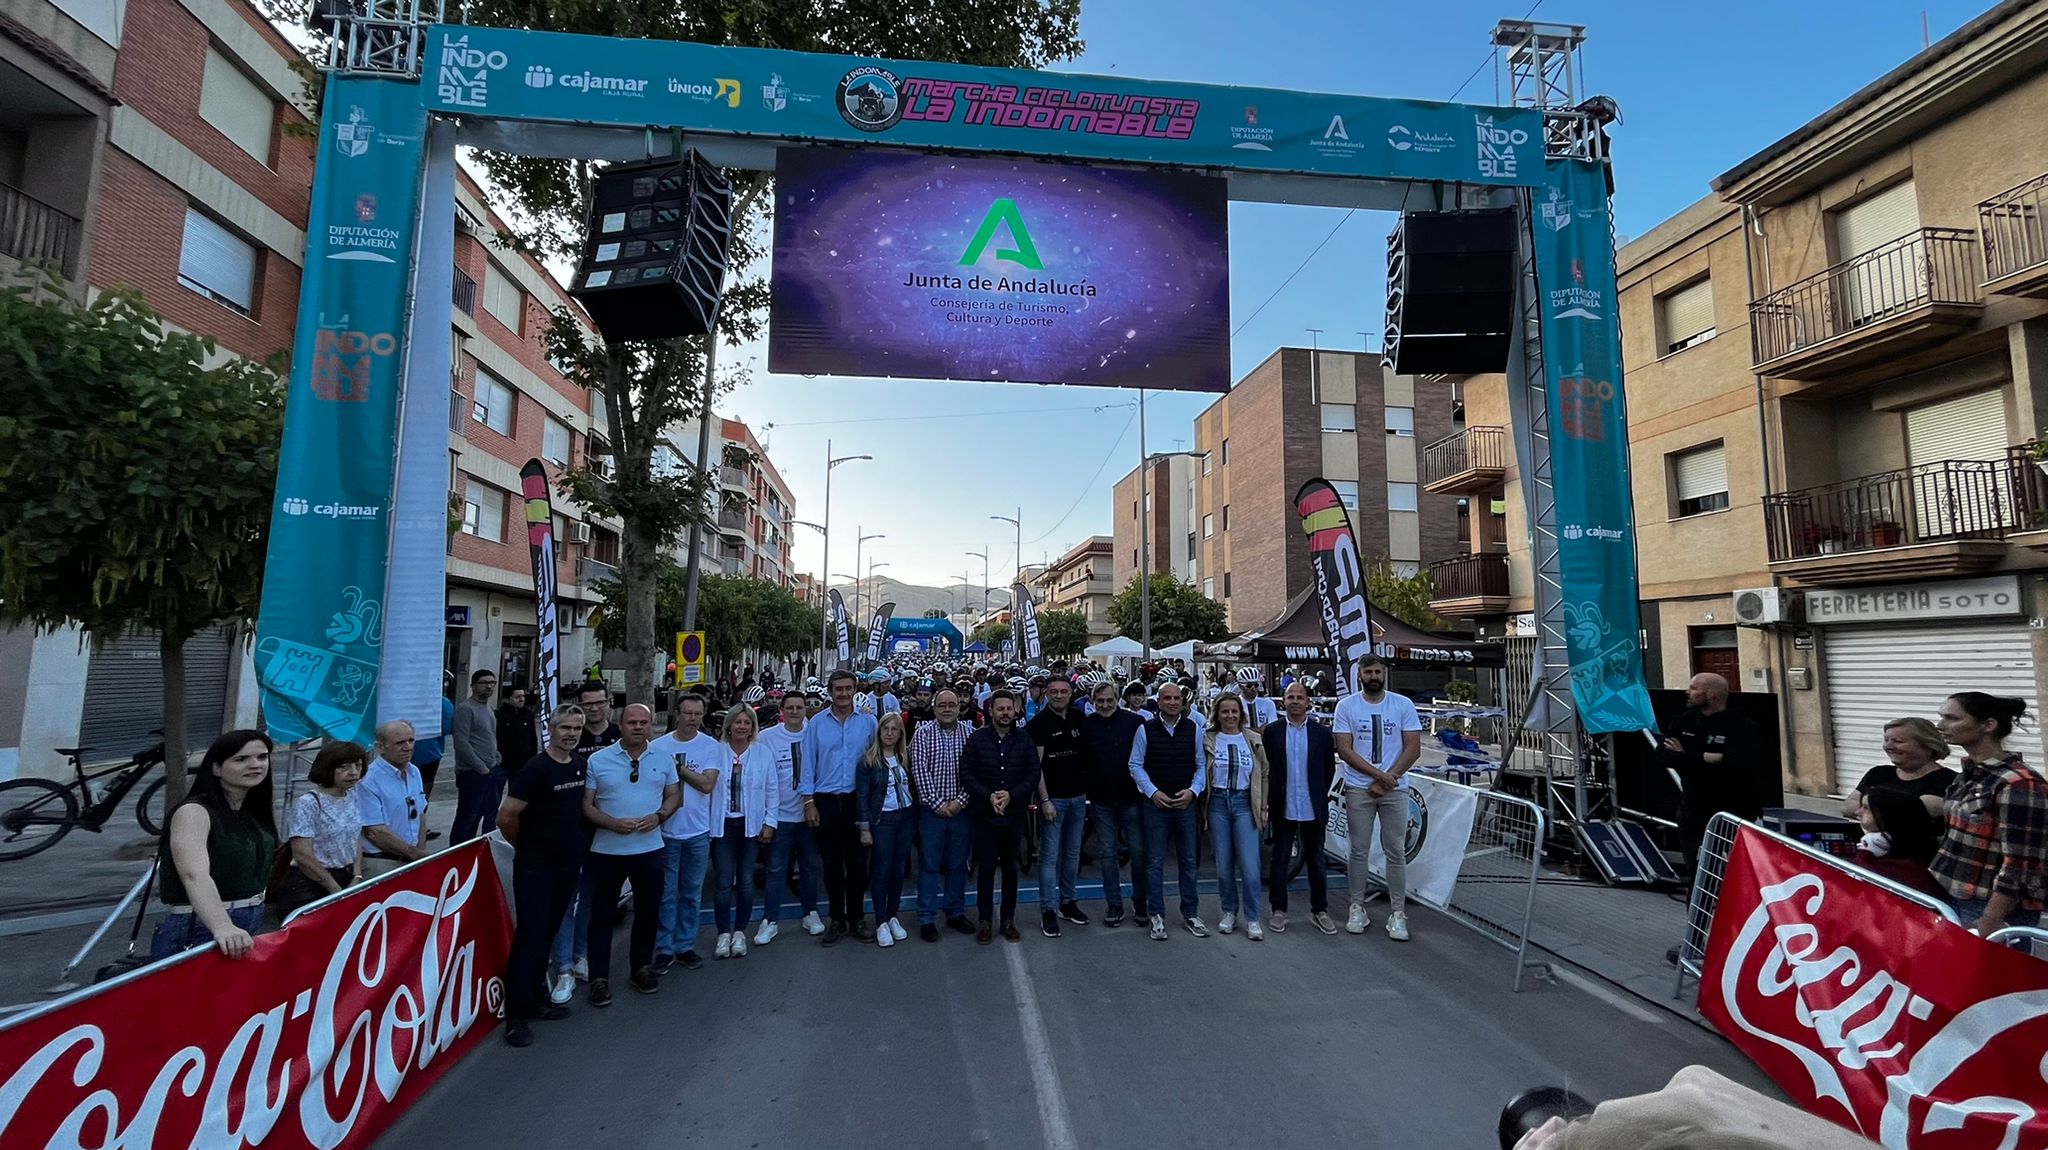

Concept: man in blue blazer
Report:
left=1262, top=681, right=1338, bottom=934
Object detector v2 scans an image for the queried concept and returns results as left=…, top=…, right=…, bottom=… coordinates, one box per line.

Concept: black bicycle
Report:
left=0, top=735, right=174, bottom=861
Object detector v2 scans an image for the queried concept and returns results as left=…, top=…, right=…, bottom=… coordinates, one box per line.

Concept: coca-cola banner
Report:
left=1698, top=826, right=2048, bottom=1148
left=0, top=841, right=512, bottom=1149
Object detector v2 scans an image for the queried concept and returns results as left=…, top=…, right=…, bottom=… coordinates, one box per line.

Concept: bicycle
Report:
left=0, top=735, right=175, bottom=861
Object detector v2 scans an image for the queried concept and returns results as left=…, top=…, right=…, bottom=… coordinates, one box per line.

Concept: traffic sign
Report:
left=675, top=631, right=706, bottom=685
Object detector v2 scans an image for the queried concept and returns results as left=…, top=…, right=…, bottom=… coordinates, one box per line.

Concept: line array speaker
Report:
left=1383, top=208, right=1517, bottom=377
left=570, top=151, right=734, bottom=343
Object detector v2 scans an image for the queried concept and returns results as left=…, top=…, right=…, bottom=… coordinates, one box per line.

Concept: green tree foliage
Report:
left=594, top=564, right=820, bottom=686
left=1107, top=572, right=1230, bottom=650
left=458, top=0, right=1083, bottom=704
left=1367, top=557, right=1450, bottom=632
left=970, top=620, right=1012, bottom=650
left=0, top=285, right=283, bottom=803
left=1034, top=608, right=1091, bottom=659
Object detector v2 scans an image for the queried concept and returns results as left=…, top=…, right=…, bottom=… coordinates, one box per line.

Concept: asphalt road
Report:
left=376, top=895, right=1771, bottom=1150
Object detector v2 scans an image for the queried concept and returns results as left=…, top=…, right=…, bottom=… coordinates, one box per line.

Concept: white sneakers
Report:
left=1184, top=916, right=1211, bottom=938
left=714, top=932, right=733, bottom=959
left=1385, top=912, right=1411, bottom=942
left=731, top=932, right=749, bottom=957
left=548, top=971, right=574, bottom=1005
left=801, top=911, right=826, bottom=936
left=754, top=919, right=778, bottom=946
left=1246, top=919, right=1264, bottom=941
left=1149, top=915, right=1169, bottom=941
left=876, top=919, right=896, bottom=948
left=888, top=919, right=907, bottom=942
left=1217, top=913, right=1238, bottom=934
left=1346, top=906, right=1369, bottom=934
left=571, top=956, right=590, bottom=982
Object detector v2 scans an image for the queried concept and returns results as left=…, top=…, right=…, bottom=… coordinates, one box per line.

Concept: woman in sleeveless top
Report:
left=151, top=729, right=278, bottom=959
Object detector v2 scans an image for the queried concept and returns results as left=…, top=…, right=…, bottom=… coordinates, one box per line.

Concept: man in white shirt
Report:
left=650, top=695, right=723, bottom=973
left=1330, top=654, right=1423, bottom=941
left=358, top=720, right=428, bottom=876
left=755, top=692, right=824, bottom=944
left=583, top=704, right=680, bottom=1000
left=1127, top=682, right=1211, bottom=940
left=1243, top=677, right=1279, bottom=729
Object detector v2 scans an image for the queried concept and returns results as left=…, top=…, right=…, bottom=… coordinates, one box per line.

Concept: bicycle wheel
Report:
left=137, top=776, right=168, bottom=837
left=0, top=778, right=79, bottom=860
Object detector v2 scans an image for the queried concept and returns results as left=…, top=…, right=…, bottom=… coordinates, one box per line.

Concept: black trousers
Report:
left=585, top=848, right=664, bottom=981
left=507, top=858, right=581, bottom=1023
left=973, top=816, right=1022, bottom=924
left=1270, top=816, right=1329, bottom=915
left=813, top=792, right=867, bottom=925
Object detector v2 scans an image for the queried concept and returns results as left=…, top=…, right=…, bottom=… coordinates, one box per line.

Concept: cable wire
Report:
left=1022, top=405, right=1140, bottom=546
left=1230, top=211, right=1354, bottom=337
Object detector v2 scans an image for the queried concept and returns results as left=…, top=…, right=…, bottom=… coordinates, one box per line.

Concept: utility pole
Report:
left=991, top=510, right=1021, bottom=585
left=818, top=441, right=872, bottom=672
left=1138, top=387, right=1151, bottom=661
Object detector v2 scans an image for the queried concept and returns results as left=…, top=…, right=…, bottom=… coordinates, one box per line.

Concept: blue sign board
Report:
left=421, top=26, right=1545, bottom=187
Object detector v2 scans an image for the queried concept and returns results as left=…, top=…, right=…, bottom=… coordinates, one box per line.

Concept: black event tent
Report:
left=1197, top=587, right=1504, bottom=669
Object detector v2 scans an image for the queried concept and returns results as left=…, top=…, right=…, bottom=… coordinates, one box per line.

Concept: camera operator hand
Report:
left=1506, top=1066, right=1882, bottom=1150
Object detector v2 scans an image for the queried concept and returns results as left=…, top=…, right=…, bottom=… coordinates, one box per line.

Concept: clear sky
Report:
left=718, top=0, right=1990, bottom=592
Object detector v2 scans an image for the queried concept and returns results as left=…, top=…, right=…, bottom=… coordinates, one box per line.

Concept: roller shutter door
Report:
left=1823, top=621, right=2038, bottom=793
left=78, top=627, right=235, bottom=761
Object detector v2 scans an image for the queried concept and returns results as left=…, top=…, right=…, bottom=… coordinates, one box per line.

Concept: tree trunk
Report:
left=622, top=516, right=660, bottom=708
left=159, top=633, right=191, bottom=809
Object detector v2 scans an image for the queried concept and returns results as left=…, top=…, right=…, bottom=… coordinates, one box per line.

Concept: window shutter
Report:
left=484, top=261, right=523, bottom=332
left=199, top=49, right=275, bottom=163
left=1835, top=180, right=1920, bottom=261
left=178, top=209, right=257, bottom=311
left=1659, top=279, right=1715, bottom=348
left=1905, top=389, right=2006, bottom=464
left=1672, top=443, right=1728, bottom=502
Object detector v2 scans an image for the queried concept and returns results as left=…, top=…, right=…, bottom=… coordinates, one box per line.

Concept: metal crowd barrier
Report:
left=1673, top=811, right=1963, bottom=1001
left=1987, top=924, right=2048, bottom=955
left=1438, top=782, right=1548, bottom=992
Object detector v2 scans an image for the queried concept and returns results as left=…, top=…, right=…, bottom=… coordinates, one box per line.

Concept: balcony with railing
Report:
left=1980, top=174, right=2048, bottom=299
left=1762, top=457, right=2015, bottom=584
left=576, top=556, right=618, bottom=586
left=718, top=465, right=747, bottom=490
left=0, top=181, right=79, bottom=278
left=1749, top=228, right=1984, bottom=388
left=716, top=504, right=748, bottom=535
left=453, top=265, right=477, bottom=315
left=1421, top=426, right=1507, bottom=495
left=1426, top=553, right=1510, bottom=618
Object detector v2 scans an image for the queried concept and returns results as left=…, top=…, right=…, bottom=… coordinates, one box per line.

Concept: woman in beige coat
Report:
left=1204, top=694, right=1269, bottom=939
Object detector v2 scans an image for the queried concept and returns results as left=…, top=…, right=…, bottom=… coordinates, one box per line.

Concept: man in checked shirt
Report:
left=910, top=688, right=977, bottom=942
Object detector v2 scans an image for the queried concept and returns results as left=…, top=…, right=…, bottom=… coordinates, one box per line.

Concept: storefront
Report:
left=1808, top=574, right=2041, bottom=792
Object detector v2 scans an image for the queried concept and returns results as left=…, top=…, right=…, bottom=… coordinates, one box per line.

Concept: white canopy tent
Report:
left=1083, top=636, right=1145, bottom=660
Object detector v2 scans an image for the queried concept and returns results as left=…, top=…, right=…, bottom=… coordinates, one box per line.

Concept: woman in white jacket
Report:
left=710, top=704, right=777, bottom=959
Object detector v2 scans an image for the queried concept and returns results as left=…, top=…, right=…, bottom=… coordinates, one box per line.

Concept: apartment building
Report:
left=1192, top=347, right=1462, bottom=629
left=1111, top=451, right=1200, bottom=598
left=1033, top=536, right=1116, bottom=645
left=445, top=169, right=617, bottom=697
left=0, top=0, right=317, bottom=775
left=713, top=418, right=796, bottom=586
left=1466, top=0, right=2048, bottom=797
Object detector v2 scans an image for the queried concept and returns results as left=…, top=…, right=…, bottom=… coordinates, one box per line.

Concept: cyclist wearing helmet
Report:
left=1239, top=668, right=1278, bottom=728
left=1024, top=671, right=1050, bottom=723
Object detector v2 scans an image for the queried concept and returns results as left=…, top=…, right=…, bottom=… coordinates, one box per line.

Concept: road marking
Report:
left=1002, top=943, right=1079, bottom=1150
left=1549, top=964, right=1664, bottom=1025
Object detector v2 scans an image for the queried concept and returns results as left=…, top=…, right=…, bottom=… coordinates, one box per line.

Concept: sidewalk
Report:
left=1523, top=867, right=1702, bottom=1022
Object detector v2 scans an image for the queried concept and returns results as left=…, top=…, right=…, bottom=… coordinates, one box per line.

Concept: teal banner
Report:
left=423, top=26, right=1544, bottom=187
left=1530, top=160, right=1656, bottom=734
left=254, top=75, right=429, bottom=744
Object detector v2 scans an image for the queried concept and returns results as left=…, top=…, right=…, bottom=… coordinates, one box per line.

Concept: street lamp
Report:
left=791, top=518, right=825, bottom=675
left=853, top=529, right=885, bottom=624
left=819, top=440, right=871, bottom=672
left=865, top=559, right=890, bottom=634
left=966, top=549, right=989, bottom=626
left=990, top=510, right=1021, bottom=584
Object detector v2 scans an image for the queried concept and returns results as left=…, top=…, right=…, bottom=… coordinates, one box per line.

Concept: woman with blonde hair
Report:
left=1839, top=716, right=1956, bottom=818
left=709, top=703, right=776, bottom=959
left=1204, top=694, right=1269, bottom=939
left=857, top=711, right=917, bottom=947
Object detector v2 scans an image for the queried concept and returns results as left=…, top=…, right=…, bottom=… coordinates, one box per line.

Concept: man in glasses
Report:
left=499, top=704, right=593, bottom=1047
left=358, top=720, right=429, bottom=877
left=583, top=704, right=679, bottom=999
left=576, top=681, right=620, bottom=751
left=547, top=679, right=621, bottom=1000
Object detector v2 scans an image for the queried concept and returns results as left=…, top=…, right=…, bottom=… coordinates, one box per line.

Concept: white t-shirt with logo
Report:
left=758, top=722, right=806, bottom=823
left=653, top=730, right=724, bottom=839
left=586, top=741, right=678, bottom=856
left=1331, top=690, right=1423, bottom=790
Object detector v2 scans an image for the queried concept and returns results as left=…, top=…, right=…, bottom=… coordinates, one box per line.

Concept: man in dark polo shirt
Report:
left=1128, top=681, right=1209, bottom=941
left=1026, top=674, right=1090, bottom=938
left=1084, top=678, right=1148, bottom=927
left=497, top=704, right=595, bottom=1048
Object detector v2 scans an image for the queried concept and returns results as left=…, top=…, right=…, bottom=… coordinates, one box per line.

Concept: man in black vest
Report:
left=1263, top=681, right=1339, bottom=934
left=1128, top=681, right=1209, bottom=940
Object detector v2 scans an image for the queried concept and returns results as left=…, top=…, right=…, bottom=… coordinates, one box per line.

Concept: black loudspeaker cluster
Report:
left=570, top=151, right=734, bottom=343
left=1383, top=208, right=1517, bottom=376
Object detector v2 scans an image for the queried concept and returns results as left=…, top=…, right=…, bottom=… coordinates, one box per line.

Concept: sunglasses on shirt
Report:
left=629, top=757, right=641, bottom=784
left=405, top=797, right=420, bottom=819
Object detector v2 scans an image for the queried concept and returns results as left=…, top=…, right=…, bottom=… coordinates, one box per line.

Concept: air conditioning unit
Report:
left=1732, top=587, right=1800, bottom=627
left=567, top=521, right=592, bottom=545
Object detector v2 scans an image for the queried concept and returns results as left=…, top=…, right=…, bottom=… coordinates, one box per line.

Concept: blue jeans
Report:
left=148, top=902, right=266, bottom=960
left=1142, top=802, right=1201, bottom=920
left=760, top=818, right=819, bottom=923
left=1092, top=801, right=1148, bottom=916
left=916, top=807, right=972, bottom=924
left=711, top=822, right=758, bottom=933
left=450, top=767, right=506, bottom=842
left=549, top=868, right=592, bottom=970
left=869, top=808, right=914, bottom=923
left=1039, top=796, right=1088, bottom=908
left=1208, top=788, right=1262, bottom=921
left=657, top=834, right=711, bottom=956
